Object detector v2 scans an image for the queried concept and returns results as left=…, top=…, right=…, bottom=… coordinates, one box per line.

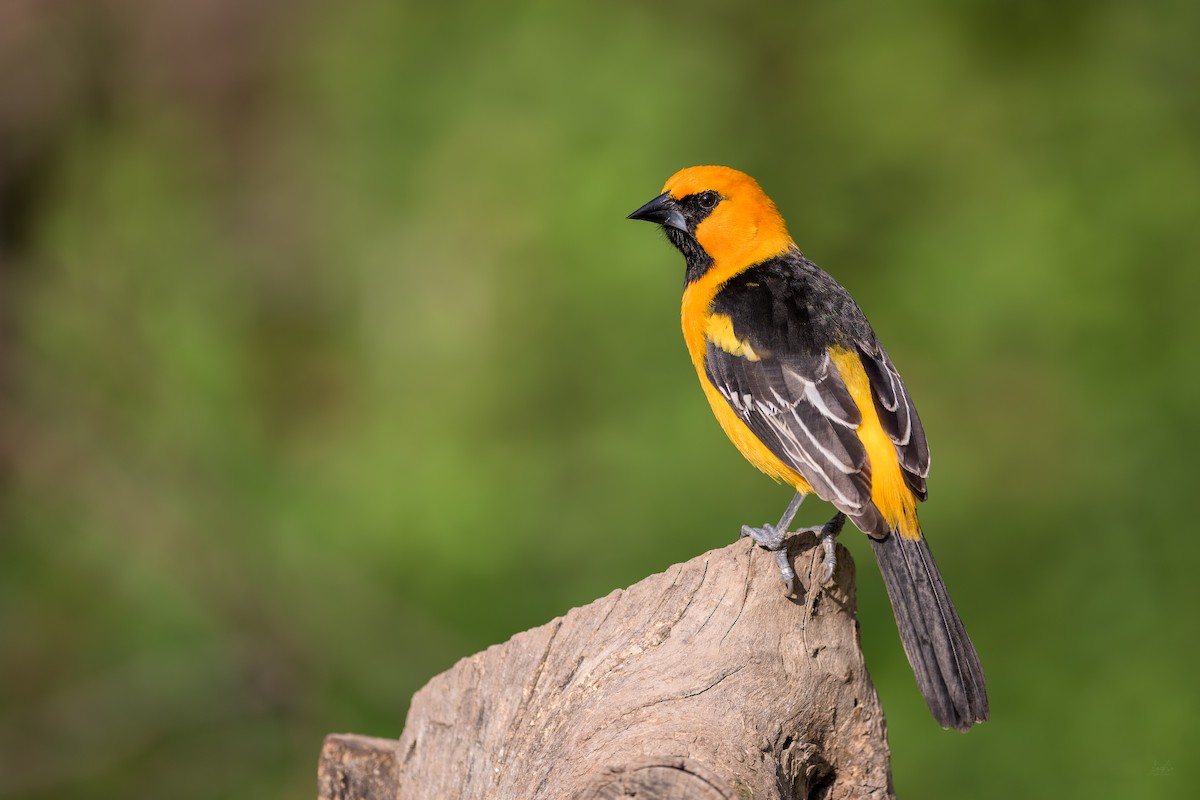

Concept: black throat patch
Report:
left=667, top=226, right=715, bottom=284
left=667, top=192, right=721, bottom=285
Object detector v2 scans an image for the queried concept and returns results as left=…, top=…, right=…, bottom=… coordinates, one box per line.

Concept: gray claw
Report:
left=821, top=534, right=837, bottom=584
left=774, top=547, right=797, bottom=596
left=741, top=523, right=786, bottom=551
left=818, top=513, right=846, bottom=585
left=742, top=523, right=794, bottom=593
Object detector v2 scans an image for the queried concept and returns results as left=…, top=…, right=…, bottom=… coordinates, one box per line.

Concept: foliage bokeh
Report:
left=2, top=1, right=1197, bottom=797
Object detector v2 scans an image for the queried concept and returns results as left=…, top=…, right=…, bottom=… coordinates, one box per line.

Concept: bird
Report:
left=628, top=165, right=988, bottom=730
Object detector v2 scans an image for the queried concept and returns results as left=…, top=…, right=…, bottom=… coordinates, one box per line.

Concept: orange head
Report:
left=628, top=166, right=794, bottom=282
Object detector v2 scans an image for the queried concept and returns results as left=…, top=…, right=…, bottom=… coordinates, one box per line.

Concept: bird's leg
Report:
left=741, top=491, right=806, bottom=594
left=794, top=512, right=846, bottom=585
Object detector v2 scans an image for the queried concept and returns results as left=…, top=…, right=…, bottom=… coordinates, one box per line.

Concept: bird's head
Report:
left=628, top=165, right=794, bottom=282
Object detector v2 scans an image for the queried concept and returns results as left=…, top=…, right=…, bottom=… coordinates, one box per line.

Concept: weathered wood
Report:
left=319, top=534, right=894, bottom=799
left=318, top=734, right=403, bottom=800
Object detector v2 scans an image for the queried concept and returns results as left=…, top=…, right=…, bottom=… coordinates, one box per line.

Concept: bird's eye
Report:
left=697, top=191, right=719, bottom=210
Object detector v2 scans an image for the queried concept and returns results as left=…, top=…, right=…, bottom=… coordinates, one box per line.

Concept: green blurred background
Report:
left=2, top=1, right=1197, bottom=797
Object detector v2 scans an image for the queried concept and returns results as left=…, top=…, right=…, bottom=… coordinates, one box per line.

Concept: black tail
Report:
left=870, top=532, right=989, bottom=730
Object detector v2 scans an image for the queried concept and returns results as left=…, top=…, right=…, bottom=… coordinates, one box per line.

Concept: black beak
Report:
left=627, top=192, right=687, bottom=232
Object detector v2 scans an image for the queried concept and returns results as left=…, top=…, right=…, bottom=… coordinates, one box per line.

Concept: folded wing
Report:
left=705, top=342, right=875, bottom=516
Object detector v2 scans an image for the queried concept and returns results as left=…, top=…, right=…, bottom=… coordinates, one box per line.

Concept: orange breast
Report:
left=681, top=277, right=812, bottom=492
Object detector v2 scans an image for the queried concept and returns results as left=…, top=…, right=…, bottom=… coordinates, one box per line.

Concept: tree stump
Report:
left=318, top=534, right=894, bottom=799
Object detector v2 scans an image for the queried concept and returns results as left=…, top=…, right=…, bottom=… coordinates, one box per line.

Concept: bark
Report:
left=318, top=534, right=894, bottom=799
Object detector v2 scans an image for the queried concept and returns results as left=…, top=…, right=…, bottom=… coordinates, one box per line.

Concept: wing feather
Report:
left=856, top=340, right=931, bottom=499
left=707, top=342, right=872, bottom=514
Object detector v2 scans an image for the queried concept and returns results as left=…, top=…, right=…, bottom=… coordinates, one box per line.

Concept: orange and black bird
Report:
left=628, top=165, right=988, bottom=730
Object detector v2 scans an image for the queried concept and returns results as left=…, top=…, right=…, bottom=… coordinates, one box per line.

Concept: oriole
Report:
left=629, top=165, right=988, bottom=730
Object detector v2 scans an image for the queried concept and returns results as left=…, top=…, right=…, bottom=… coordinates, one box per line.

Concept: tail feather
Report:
left=870, top=532, right=989, bottom=730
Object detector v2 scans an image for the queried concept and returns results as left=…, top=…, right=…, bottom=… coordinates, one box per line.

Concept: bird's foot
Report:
left=741, top=522, right=797, bottom=595
left=794, top=513, right=846, bottom=585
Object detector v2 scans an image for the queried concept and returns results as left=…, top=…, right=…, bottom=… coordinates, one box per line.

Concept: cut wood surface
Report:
left=318, top=534, right=894, bottom=799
